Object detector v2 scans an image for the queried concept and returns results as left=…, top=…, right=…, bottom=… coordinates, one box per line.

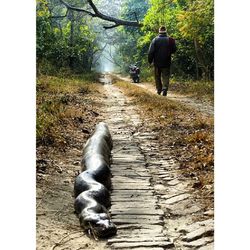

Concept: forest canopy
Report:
left=37, top=0, right=214, bottom=80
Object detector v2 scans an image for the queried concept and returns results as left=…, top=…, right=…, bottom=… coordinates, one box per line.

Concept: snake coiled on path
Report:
left=74, top=122, right=117, bottom=238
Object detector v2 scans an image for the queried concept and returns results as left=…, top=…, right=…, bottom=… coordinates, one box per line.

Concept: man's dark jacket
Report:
left=148, top=34, right=177, bottom=68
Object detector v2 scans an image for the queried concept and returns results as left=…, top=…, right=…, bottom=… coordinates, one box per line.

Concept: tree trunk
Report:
left=69, top=13, right=75, bottom=69
left=193, top=39, right=209, bottom=80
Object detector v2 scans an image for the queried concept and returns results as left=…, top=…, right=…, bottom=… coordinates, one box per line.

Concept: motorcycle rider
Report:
left=129, top=63, right=140, bottom=83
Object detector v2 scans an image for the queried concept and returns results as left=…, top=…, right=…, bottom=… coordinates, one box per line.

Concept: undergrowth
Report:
left=116, top=81, right=214, bottom=190
left=170, top=80, right=214, bottom=101
left=36, top=74, right=99, bottom=148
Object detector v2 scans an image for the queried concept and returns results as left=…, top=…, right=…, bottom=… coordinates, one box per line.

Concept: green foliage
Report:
left=115, top=0, right=214, bottom=80
left=36, top=0, right=99, bottom=74
left=112, top=0, right=149, bottom=73
left=36, top=0, right=55, bottom=60
left=177, top=0, right=214, bottom=44
left=36, top=0, right=214, bottom=80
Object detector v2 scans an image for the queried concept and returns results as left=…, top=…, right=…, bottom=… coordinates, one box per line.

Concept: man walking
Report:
left=148, top=26, right=177, bottom=96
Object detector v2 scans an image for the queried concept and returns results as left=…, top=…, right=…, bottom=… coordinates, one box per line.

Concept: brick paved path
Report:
left=100, top=76, right=214, bottom=250
left=103, top=83, right=174, bottom=249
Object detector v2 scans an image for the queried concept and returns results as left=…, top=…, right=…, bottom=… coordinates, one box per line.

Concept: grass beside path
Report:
left=119, top=73, right=214, bottom=102
left=36, top=74, right=101, bottom=149
left=170, top=80, right=214, bottom=102
left=115, top=81, right=214, bottom=202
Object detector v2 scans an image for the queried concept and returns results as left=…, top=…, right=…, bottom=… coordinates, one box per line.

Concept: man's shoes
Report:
left=162, top=89, right=167, bottom=96
left=157, top=90, right=161, bottom=95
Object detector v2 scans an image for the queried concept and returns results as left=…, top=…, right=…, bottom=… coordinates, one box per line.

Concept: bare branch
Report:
left=60, top=0, right=96, bottom=17
left=92, top=43, right=108, bottom=65
left=134, top=12, right=139, bottom=23
left=105, top=45, right=122, bottom=68
left=59, top=0, right=141, bottom=29
left=103, top=24, right=120, bottom=29
left=103, top=54, right=122, bottom=68
left=93, top=43, right=108, bottom=56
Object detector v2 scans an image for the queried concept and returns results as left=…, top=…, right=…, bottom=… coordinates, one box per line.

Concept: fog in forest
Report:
left=95, top=44, right=116, bottom=72
left=93, top=0, right=124, bottom=73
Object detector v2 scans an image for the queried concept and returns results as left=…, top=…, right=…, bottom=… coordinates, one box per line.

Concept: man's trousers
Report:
left=154, top=67, right=171, bottom=94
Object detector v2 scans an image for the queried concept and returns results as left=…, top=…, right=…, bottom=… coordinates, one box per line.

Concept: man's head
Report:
left=159, top=26, right=167, bottom=34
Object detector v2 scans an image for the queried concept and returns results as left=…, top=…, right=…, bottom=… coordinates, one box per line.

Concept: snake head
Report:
left=93, top=219, right=117, bottom=238
left=81, top=214, right=117, bottom=238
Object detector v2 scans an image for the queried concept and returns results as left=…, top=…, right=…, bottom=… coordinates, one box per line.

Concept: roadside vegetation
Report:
left=115, top=80, right=214, bottom=203
left=170, top=80, right=214, bottom=101
left=115, top=0, right=214, bottom=81
left=37, top=0, right=213, bottom=80
left=36, top=74, right=100, bottom=149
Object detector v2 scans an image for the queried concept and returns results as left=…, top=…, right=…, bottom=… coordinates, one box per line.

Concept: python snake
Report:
left=74, top=122, right=117, bottom=238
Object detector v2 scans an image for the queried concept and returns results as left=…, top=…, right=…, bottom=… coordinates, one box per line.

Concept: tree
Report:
left=37, top=0, right=100, bottom=73
left=37, top=0, right=214, bottom=80
left=177, top=0, right=214, bottom=79
left=59, top=0, right=141, bottom=29
left=113, top=0, right=149, bottom=72
left=140, top=0, right=214, bottom=79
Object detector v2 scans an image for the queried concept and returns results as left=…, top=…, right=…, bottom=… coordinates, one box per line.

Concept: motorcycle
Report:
left=129, top=65, right=140, bottom=83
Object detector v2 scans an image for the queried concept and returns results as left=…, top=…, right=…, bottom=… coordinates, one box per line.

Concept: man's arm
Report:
left=170, top=38, right=177, bottom=54
left=148, top=38, right=156, bottom=64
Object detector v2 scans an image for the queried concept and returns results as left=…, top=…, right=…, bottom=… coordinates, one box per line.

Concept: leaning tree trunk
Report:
left=194, top=39, right=210, bottom=80
left=68, top=11, right=75, bottom=69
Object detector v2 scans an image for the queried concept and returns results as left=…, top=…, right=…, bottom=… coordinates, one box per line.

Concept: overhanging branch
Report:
left=60, top=0, right=96, bottom=17
left=59, top=0, right=142, bottom=29
left=103, top=24, right=120, bottom=30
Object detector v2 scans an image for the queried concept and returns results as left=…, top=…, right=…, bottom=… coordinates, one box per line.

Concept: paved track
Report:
left=99, top=74, right=214, bottom=250
left=103, top=82, right=174, bottom=249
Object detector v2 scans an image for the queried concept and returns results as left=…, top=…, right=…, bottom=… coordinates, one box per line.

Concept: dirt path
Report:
left=37, top=75, right=213, bottom=250
left=36, top=147, right=109, bottom=250
left=36, top=87, right=109, bottom=250
left=115, top=75, right=213, bottom=117
left=101, top=75, right=214, bottom=249
left=102, top=83, right=174, bottom=249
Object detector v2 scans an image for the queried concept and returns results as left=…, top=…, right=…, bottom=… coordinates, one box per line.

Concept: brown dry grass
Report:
left=36, top=75, right=100, bottom=148
left=115, top=81, right=214, bottom=192
left=171, top=80, right=214, bottom=102
left=36, top=75, right=107, bottom=250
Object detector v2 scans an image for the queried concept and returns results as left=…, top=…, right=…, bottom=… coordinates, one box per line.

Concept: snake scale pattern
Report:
left=74, top=122, right=117, bottom=238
